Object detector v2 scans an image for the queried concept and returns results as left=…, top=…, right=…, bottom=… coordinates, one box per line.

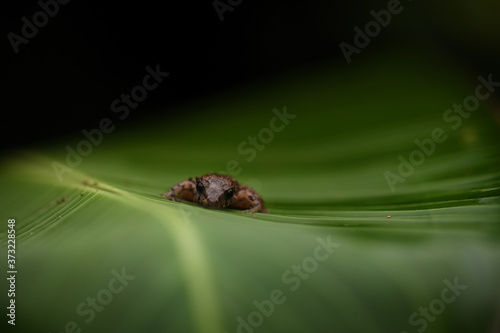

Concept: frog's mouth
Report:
left=198, top=197, right=229, bottom=209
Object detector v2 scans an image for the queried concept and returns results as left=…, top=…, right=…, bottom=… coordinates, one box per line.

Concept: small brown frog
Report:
left=160, top=173, right=268, bottom=213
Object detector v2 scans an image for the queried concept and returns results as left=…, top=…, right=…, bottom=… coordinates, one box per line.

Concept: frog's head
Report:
left=195, top=173, right=239, bottom=209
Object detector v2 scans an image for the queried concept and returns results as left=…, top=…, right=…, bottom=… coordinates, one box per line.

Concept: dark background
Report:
left=2, top=0, right=499, bottom=150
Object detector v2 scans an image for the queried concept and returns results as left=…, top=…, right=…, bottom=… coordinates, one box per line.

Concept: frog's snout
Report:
left=203, top=188, right=223, bottom=204
left=206, top=196, right=225, bottom=208
left=206, top=198, right=217, bottom=205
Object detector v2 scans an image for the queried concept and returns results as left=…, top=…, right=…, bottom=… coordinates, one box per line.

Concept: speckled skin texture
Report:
left=161, top=173, right=268, bottom=213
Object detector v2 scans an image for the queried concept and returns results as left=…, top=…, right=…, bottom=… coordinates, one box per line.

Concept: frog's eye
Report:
left=196, top=182, right=204, bottom=194
left=225, top=188, right=234, bottom=199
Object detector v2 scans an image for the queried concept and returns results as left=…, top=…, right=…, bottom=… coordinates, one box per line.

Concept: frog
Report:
left=160, top=173, right=268, bottom=213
